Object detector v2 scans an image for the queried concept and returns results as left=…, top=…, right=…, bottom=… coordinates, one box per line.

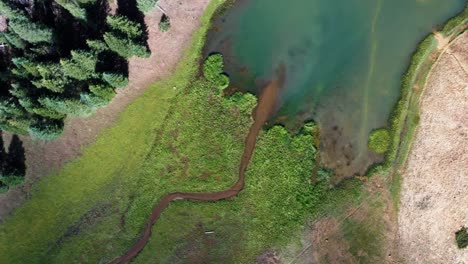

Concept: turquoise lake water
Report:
left=206, top=0, right=466, bottom=177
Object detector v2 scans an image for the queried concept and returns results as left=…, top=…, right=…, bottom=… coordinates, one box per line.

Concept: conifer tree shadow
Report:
left=116, top=0, right=150, bottom=50
left=0, top=131, right=26, bottom=189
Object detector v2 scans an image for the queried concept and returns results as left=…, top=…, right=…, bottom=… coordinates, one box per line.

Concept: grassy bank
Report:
left=379, top=4, right=468, bottom=207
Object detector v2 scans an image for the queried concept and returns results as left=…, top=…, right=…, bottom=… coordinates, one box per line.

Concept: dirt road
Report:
left=109, top=69, right=284, bottom=264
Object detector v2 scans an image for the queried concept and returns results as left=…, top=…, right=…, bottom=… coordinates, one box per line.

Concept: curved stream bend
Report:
left=109, top=68, right=284, bottom=264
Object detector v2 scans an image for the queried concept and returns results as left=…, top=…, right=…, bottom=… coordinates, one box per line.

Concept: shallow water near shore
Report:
left=205, top=0, right=466, bottom=177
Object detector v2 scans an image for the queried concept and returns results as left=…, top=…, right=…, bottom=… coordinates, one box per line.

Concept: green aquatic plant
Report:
left=368, top=128, right=390, bottom=154
left=203, top=53, right=230, bottom=89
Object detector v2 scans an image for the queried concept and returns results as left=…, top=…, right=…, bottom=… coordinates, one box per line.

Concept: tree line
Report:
left=0, top=0, right=151, bottom=140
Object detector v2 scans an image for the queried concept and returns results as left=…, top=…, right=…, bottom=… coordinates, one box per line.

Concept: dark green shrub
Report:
left=203, top=53, right=230, bottom=89
left=159, top=14, right=171, bottom=32
left=102, top=72, right=129, bottom=88
left=28, top=118, right=65, bottom=140
left=368, top=128, right=390, bottom=154
left=456, top=227, right=468, bottom=249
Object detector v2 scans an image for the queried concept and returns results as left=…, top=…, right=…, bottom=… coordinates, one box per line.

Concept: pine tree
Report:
left=137, top=0, right=158, bottom=13
left=87, top=39, right=108, bottom=53
left=0, top=31, right=26, bottom=49
left=106, top=16, right=143, bottom=38
left=102, top=72, right=128, bottom=88
left=8, top=16, right=53, bottom=44
left=61, top=50, right=98, bottom=80
left=104, top=15, right=150, bottom=58
left=28, top=118, right=64, bottom=140
left=89, top=83, right=116, bottom=100
left=103, top=32, right=149, bottom=58
left=32, top=64, right=70, bottom=93
left=55, top=0, right=87, bottom=20
left=39, top=96, right=93, bottom=117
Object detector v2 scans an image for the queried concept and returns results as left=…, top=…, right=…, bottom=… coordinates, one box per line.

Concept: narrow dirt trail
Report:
left=109, top=68, right=285, bottom=264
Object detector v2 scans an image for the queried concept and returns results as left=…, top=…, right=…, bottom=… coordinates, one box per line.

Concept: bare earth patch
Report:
left=398, top=31, right=468, bottom=263
left=0, top=0, right=211, bottom=220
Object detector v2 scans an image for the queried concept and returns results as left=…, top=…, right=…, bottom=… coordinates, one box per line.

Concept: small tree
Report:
left=456, top=227, right=468, bottom=249
left=159, top=14, right=170, bottom=32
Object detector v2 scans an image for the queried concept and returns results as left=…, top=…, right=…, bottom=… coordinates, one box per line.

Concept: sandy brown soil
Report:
left=398, top=31, right=468, bottom=263
left=0, top=0, right=211, bottom=221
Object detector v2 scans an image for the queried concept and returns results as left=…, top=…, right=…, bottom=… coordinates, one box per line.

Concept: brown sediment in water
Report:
left=108, top=66, right=284, bottom=264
